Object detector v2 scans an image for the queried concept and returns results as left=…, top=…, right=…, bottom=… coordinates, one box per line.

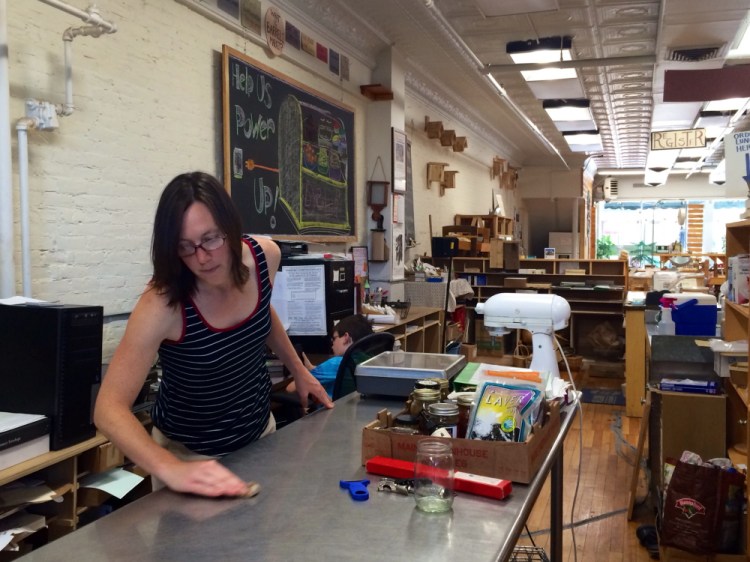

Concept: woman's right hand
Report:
left=160, top=459, right=251, bottom=497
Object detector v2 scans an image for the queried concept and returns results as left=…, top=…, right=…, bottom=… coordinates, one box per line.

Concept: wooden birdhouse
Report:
left=453, top=136, right=468, bottom=152
left=440, top=170, right=458, bottom=196
left=426, top=162, right=448, bottom=188
left=424, top=116, right=444, bottom=139
left=440, top=129, right=456, bottom=147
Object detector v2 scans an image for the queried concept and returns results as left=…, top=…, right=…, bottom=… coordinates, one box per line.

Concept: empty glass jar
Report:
left=413, top=439, right=454, bottom=513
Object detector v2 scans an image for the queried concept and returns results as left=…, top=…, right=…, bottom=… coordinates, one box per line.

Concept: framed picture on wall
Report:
left=392, top=128, right=407, bottom=193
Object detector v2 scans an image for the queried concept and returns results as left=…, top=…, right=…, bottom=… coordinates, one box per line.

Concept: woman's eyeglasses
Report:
left=177, top=234, right=227, bottom=257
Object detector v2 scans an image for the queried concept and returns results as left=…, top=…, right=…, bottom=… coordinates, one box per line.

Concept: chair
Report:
left=271, top=332, right=395, bottom=427
left=331, top=332, right=395, bottom=400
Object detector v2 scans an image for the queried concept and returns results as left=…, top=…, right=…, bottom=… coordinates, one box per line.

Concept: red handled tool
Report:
left=366, top=456, right=512, bottom=500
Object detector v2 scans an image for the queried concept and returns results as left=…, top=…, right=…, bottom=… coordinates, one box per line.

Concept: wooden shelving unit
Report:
left=423, top=256, right=627, bottom=357
left=724, top=218, right=750, bottom=552
left=454, top=214, right=513, bottom=238
left=371, top=307, right=443, bottom=353
left=0, top=422, right=151, bottom=558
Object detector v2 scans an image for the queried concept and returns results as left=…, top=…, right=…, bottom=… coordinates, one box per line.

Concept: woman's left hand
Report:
left=293, top=370, right=334, bottom=410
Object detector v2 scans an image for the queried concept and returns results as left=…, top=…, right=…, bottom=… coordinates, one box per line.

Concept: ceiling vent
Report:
left=632, top=182, right=654, bottom=188
left=666, top=45, right=726, bottom=62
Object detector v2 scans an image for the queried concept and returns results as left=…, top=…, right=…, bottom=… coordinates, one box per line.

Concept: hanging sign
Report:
left=650, top=128, right=706, bottom=150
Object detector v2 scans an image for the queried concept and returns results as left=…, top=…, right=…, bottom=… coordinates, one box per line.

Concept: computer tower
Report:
left=280, top=258, right=355, bottom=354
left=0, top=304, right=102, bottom=450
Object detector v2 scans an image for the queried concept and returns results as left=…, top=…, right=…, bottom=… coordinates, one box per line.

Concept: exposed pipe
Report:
left=60, top=24, right=108, bottom=116
left=0, top=0, right=15, bottom=298
left=3, top=1, right=117, bottom=298
left=37, top=0, right=117, bottom=33
left=421, top=1, right=569, bottom=169
left=16, top=118, right=35, bottom=297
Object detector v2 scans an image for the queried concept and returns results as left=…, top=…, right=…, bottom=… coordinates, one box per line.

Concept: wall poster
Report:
left=392, top=128, right=407, bottom=193
left=222, top=46, right=356, bottom=240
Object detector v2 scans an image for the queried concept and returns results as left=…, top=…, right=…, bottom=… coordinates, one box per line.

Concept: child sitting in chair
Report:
left=288, top=314, right=374, bottom=399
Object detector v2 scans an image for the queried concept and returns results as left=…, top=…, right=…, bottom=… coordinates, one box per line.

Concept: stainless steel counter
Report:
left=22, top=393, right=578, bottom=562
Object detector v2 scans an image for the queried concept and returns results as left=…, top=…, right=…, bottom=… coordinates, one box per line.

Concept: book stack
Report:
left=0, top=413, right=50, bottom=472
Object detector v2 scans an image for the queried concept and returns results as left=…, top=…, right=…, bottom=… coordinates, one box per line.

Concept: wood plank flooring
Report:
left=510, top=361, right=656, bottom=561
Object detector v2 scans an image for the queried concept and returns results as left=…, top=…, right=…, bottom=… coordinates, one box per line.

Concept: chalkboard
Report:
left=222, top=46, right=356, bottom=240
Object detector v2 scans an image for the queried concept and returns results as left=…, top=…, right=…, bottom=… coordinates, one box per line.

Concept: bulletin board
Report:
left=222, top=46, right=356, bottom=240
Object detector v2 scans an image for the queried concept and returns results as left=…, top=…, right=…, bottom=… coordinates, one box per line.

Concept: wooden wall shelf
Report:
left=359, top=84, right=394, bottom=101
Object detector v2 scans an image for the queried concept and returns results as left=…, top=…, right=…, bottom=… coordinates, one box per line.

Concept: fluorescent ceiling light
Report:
left=644, top=168, right=669, bottom=186
left=728, top=20, right=750, bottom=59
left=521, top=67, right=577, bottom=81
left=709, top=159, right=726, bottom=185
left=526, top=78, right=584, bottom=99
left=704, top=97, right=750, bottom=112
left=554, top=119, right=597, bottom=132
left=507, top=36, right=575, bottom=81
left=543, top=99, right=593, bottom=121
left=563, top=130, right=602, bottom=152
left=646, top=149, right=679, bottom=171
left=475, top=0, right=559, bottom=17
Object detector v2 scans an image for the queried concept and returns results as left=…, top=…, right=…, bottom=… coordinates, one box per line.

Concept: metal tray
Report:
left=355, top=351, right=467, bottom=397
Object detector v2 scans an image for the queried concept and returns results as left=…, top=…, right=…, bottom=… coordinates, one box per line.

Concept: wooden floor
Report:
left=508, top=360, right=657, bottom=561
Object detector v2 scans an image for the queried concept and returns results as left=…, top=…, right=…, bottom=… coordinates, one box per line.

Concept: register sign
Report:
left=650, top=128, right=706, bottom=150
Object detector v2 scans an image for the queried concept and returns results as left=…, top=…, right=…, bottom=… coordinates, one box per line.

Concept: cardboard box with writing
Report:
left=361, top=401, right=561, bottom=483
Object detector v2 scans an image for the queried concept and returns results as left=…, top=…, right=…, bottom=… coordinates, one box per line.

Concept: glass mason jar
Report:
left=414, top=439, right=455, bottom=513
left=456, top=394, right=474, bottom=439
left=425, top=402, right=460, bottom=438
left=409, top=388, right=441, bottom=418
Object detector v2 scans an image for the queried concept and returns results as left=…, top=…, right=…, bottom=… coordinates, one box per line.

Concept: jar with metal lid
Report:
left=425, top=402, right=460, bottom=438
left=456, top=394, right=474, bottom=439
left=409, top=388, right=441, bottom=418
left=393, top=413, right=420, bottom=431
left=414, top=379, right=440, bottom=392
left=430, top=377, right=450, bottom=400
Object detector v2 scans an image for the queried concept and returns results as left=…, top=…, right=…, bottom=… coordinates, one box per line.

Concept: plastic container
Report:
left=665, top=294, right=718, bottom=336
left=656, top=307, right=675, bottom=335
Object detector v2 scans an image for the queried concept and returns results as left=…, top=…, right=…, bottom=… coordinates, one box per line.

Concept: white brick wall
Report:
left=6, top=1, right=515, bottom=361
left=6, top=0, right=373, bottom=359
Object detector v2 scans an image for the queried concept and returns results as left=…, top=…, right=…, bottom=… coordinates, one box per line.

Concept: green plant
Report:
left=596, top=235, right=617, bottom=259
left=627, top=241, right=657, bottom=267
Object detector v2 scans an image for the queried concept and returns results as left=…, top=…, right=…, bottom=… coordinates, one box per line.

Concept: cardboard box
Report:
left=78, top=441, right=125, bottom=474
left=489, top=239, right=520, bottom=270
left=714, top=351, right=746, bottom=378
left=504, top=277, right=528, bottom=288
left=361, top=401, right=561, bottom=483
left=651, top=390, right=726, bottom=490
left=460, top=344, right=477, bottom=362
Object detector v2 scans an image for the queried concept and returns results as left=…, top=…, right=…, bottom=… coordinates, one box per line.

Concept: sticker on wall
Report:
left=285, top=21, right=300, bottom=49
left=392, top=220, right=405, bottom=280
left=240, top=0, right=261, bottom=34
left=301, top=32, right=316, bottom=56
left=316, top=43, right=329, bottom=63
left=341, top=56, right=350, bottom=81
left=264, top=6, right=285, bottom=56
left=329, top=49, right=340, bottom=76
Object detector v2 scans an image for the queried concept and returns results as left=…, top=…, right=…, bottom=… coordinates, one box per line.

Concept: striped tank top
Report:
left=152, top=236, right=272, bottom=457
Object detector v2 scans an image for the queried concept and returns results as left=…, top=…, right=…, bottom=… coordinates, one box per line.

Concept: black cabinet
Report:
left=280, top=257, right=355, bottom=354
